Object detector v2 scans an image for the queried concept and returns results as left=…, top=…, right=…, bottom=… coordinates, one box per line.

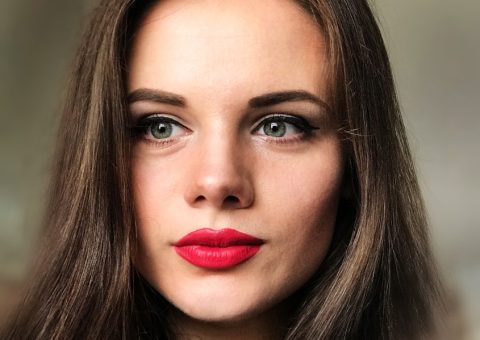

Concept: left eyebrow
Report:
left=248, top=90, right=330, bottom=112
left=127, top=88, right=187, bottom=107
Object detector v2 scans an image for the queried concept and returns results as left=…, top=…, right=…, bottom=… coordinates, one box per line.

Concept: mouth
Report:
left=173, top=228, right=264, bottom=270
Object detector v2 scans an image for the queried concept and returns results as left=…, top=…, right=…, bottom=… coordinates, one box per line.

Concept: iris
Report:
left=263, top=121, right=286, bottom=137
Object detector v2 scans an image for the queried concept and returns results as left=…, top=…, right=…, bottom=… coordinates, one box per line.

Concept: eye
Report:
left=254, top=114, right=319, bottom=138
left=132, top=115, right=189, bottom=141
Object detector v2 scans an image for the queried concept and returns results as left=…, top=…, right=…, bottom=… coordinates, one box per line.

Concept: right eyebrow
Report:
left=248, top=90, right=331, bottom=112
left=127, top=88, right=187, bottom=107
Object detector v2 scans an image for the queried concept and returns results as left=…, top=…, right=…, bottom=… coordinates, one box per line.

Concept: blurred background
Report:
left=0, top=0, right=478, bottom=337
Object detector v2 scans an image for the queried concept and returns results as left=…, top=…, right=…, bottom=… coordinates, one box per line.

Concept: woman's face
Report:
left=129, top=0, right=344, bottom=324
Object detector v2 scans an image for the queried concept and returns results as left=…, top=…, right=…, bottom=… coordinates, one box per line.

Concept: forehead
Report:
left=128, top=0, right=327, bottom=102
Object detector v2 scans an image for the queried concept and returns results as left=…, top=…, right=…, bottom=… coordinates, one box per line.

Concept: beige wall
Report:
left=0, top=0, right=88, bottom=319
left=378, top=2, right=480, bottom=338
left=1, top=0, right=479, bottom=337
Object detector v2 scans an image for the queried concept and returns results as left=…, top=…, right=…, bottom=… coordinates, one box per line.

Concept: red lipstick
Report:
left=174, top=228, right=264, bottom=269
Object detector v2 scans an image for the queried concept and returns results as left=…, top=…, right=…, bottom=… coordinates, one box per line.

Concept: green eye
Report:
left=256, top=115, right=319, bottom=139
left=150, top=122, right=173, bottom=139
left=132, top=115, right=188, bottom=142
left=263, top=121, right=287, bottom=137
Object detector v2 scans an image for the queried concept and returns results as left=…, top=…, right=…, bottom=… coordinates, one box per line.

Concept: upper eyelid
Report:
left=256, top=112, right=312, bottom=122
left=257, top=113, right=304, bottom=121
left=134, top=113, right=189, bottom=127
left=133, top=112, right=315, bottom=130
left=252, top=113, right=315, bottom=129
left=139, top=115, right=180, bottom=123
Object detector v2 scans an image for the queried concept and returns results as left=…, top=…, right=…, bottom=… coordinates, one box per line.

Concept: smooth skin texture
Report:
left=128, top=0, right=344, bottom=338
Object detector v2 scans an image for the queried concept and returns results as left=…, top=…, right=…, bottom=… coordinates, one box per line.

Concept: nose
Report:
left=183, top=134, right=254, bottom=210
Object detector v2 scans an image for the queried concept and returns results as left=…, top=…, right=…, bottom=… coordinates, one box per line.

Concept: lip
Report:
left=174, top=228, right=264, bottom=270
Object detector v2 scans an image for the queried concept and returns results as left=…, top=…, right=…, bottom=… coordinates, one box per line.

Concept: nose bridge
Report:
left=184, top=125, right=254, bottom=209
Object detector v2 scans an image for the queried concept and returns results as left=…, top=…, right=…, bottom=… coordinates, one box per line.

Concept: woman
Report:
left=2, top=0, right=446, bottom=339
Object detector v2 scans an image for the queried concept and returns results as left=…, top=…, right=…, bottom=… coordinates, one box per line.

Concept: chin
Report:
left=162, top=276, right=275, bottom=324
left=180, top=304, right=254, bottom=324
left=178, top=292, right=257, bottom=322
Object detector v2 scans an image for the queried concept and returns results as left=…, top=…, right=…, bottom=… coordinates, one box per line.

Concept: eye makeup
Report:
left=254, top=114, right=319, bottom=134
left=130, top=114, right=191, bottom=148
left=129, top=109, right=323, bottom=149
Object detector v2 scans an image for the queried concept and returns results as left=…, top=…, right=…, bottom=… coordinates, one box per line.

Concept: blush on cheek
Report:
left=132, top=155, right=179, bottom=213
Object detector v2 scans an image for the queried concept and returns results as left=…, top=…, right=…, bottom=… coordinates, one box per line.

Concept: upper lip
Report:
left=174, top=228, right=264, bottom=247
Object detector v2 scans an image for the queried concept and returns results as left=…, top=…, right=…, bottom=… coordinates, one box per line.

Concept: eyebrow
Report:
left=248, top=90, right=330, bottom=112
left=128, top=88, right=330, bottom=111
left=128, top=88, right=187, bottom=107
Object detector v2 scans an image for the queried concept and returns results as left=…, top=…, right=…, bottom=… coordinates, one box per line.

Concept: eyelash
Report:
left=130, top=113, right=320, bottom=147
left=131, top=115, right=188, bottom=147
left=252, top=114, right=319, bottom=142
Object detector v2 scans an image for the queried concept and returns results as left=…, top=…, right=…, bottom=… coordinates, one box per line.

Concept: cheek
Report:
left=259, top=140, right=344, bottom=229
left=131, top=153, right=180, bottom=272
left=132, top=153, right=179, bottom=221
left=255, top=141, right=344, bottom=287
left=246, top=142, right=343, bottom=295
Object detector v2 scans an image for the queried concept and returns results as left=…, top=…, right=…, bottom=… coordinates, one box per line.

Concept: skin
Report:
left=128, top=0, right=344, bottom=338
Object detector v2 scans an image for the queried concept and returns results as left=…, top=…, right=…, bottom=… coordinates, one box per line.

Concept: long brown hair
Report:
left=2, top=0, right=446, bottom=339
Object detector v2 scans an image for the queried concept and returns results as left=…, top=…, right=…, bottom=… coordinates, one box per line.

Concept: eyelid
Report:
left=252, top=113, right=320, bottom=133
left=137, top=115, right=182, bottom=126
left=133, top=113, right=187, bottom=126
left=131, top=113, right=191, bottom=141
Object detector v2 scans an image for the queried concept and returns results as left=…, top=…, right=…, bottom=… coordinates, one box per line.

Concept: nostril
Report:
left=194, top=195, right=207, bottom=203
left=224, top=195, right=240, bottom=204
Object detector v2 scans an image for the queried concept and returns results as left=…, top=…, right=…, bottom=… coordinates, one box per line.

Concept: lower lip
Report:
left=174, top=245, right=261, bottom=269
